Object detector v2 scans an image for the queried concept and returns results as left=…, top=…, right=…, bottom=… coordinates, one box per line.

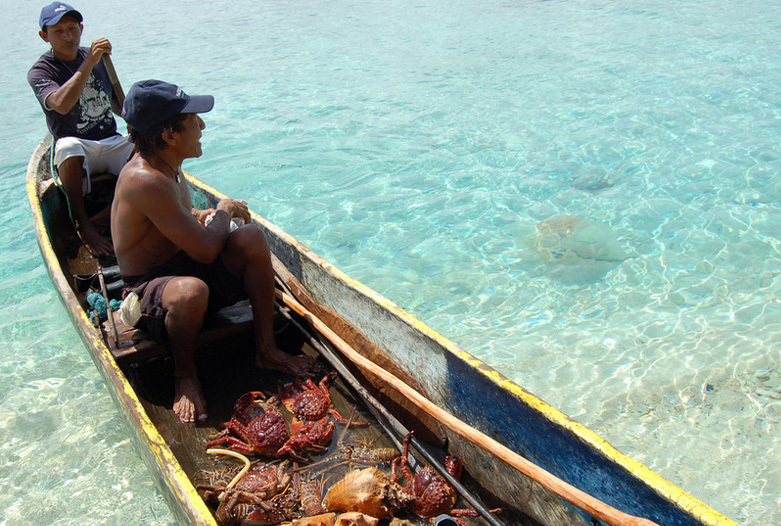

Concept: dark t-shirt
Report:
left=28, top=47, right=118, bottom=141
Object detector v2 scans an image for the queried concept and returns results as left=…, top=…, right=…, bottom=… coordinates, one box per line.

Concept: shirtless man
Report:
left=111, top=79, right=318, bottom=422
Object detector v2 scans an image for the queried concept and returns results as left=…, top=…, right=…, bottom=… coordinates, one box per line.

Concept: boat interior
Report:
left=40, top=167, right=535, bottom=525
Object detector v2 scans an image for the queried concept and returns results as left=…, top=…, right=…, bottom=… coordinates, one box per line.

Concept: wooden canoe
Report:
left=27, top=134, right=737, bottom=526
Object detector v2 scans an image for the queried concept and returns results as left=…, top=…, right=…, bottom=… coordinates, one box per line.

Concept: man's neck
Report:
left=51, top=48, right=80, bottom=61
left=145, top=150, right=183, bottom=183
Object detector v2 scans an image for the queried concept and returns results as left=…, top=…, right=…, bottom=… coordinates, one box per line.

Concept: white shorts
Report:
left=53, top=134, right=134, bottom=195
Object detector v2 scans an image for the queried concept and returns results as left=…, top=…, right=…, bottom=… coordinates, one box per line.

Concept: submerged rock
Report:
left=571, top=173, right=615, bottom=192
left=534, top=215, right=630, bottom=263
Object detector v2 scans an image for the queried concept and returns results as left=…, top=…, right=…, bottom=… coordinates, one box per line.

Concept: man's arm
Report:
left=46, top=38, right=112, bottom=115
left=127, top=171, right=246, bottom=264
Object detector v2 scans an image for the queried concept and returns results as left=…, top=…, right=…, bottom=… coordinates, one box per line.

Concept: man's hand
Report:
left=216, top=199, right=250, bottom=224
left=192, top=207, right=215, bottom=226
left=76, top=221, right=114, bottom=258
left=85, top=37, right=112, bottom=68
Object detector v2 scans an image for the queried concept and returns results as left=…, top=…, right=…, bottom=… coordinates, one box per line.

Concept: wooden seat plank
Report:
left=105, top=300, right=255, bottom=365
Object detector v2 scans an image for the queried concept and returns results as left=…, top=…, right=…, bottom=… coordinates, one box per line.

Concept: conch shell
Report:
left=324, top=467, right=413, bottom=519
left=334, top=512, right=379, bottom=526
left=291, top=513, right=335, bottom=526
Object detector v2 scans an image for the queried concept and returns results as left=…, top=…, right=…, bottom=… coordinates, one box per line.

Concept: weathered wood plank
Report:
left=107, top=300, right=256, bottom=365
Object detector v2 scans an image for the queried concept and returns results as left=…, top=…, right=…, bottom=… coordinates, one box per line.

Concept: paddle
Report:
left=102, top=54, right=125, bottom=108
left=276, top=289, right=661, bottom=526
left=95, top=54, right=123, bottom=346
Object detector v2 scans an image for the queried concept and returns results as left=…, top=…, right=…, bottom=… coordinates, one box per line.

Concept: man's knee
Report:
left=57, top=155, right=87, bottom=185
left=163, top=277, right=210, bottom=316
left=229, top=224, right=269, bottom=255
left=54, top=137, right=87, bottom=170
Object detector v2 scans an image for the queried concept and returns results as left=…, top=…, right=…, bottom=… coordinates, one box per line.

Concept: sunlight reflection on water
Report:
left=2, top=0, right=779, bottom=524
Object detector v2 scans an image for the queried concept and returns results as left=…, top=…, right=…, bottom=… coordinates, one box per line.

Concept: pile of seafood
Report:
left=196, top=373, right=488, bottom=526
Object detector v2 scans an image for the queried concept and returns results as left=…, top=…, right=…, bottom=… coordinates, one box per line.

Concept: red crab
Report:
left=206, top=392, right=290, bottom=457
left=203, top=461, right=297, bottom=526
left=392, top=432, right=479, bottom=520
left=276, top=415, right=335, bottom=461
left=279, top=372, right=350, bottom=422
left=215, top=487, right=298, bottom=526
left=196, top=460, right=292, bottom=507
left=277, top=373, right=369, bottom=461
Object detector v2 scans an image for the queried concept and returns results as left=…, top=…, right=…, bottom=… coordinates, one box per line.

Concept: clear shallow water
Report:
left=1, top=0, right=778, bottom=524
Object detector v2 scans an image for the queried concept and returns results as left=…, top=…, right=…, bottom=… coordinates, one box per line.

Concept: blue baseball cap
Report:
left=122, top=80, right=214, bottom=132
left=39, top=2, right=82, bottom=30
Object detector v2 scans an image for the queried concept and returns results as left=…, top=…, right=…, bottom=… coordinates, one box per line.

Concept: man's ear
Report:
left=162, top=128, right=177, bottom=146
left=39, top=30, right=49, bottom=43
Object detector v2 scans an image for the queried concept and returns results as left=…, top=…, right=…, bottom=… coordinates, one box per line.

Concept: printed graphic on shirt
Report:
left=77, top=74, right=113, bottom=134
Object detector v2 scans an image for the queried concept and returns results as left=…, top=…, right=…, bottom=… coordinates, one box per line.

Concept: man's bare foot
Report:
left=173, top=376, right=208, bottom=423
left=256, top=346, right=319, bottom=377
left=78, top=223, right=113, bottom=257
left=89, top=205, right=111, bottom=225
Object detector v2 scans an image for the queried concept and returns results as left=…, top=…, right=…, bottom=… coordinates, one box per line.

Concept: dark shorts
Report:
left=122, top=251, right=247, bottom=342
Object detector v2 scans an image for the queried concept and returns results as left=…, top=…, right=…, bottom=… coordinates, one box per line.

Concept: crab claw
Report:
left=234, top=391, right=265, bottom=412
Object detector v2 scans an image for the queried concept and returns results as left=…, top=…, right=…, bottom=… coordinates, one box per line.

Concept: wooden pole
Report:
left=276, top=289, right=660, bottom=526
left=96, top=264, right=119, bottom=348
left=103, top=55, right=125, bottom=107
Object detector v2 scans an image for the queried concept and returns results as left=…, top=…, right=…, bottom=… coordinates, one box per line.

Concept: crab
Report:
left=206, top=392, right=290, bottom=457
left=196, top=458, right=298, bottom=526
left=196, top=460, right=292, bottom=507
left=277, top=415, right=335, bottom=461
left=214, top=487, right=298, bottom=526
left=276, top=373, right=368, bottom=460
left=392, top=432, right=479, bottom=520
left=279, top=372, right=350, bottom=422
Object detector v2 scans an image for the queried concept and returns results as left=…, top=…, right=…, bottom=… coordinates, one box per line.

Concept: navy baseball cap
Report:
left=39, top=2, right=82, bottom=30
left=122, top=80, right=214, bottom=132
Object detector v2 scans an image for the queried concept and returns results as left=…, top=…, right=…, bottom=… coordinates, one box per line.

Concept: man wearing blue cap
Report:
left=112, top=80, right=319, bottom=423
left=28, top=3, right=133, bottom=256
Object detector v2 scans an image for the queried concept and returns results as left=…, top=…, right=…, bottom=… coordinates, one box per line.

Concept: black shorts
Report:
left=122, top=251, right=247, bottom=342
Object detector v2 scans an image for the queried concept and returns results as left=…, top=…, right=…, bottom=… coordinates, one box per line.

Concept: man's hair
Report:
left=129, top=113, right=188, bottom=154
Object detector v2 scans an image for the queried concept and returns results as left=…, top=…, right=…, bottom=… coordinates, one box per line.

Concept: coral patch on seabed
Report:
left=532, top=215, right=632, bottom=284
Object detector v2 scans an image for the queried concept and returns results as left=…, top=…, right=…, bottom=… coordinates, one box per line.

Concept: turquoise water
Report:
left=1, top=0, right=778, bottom=524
